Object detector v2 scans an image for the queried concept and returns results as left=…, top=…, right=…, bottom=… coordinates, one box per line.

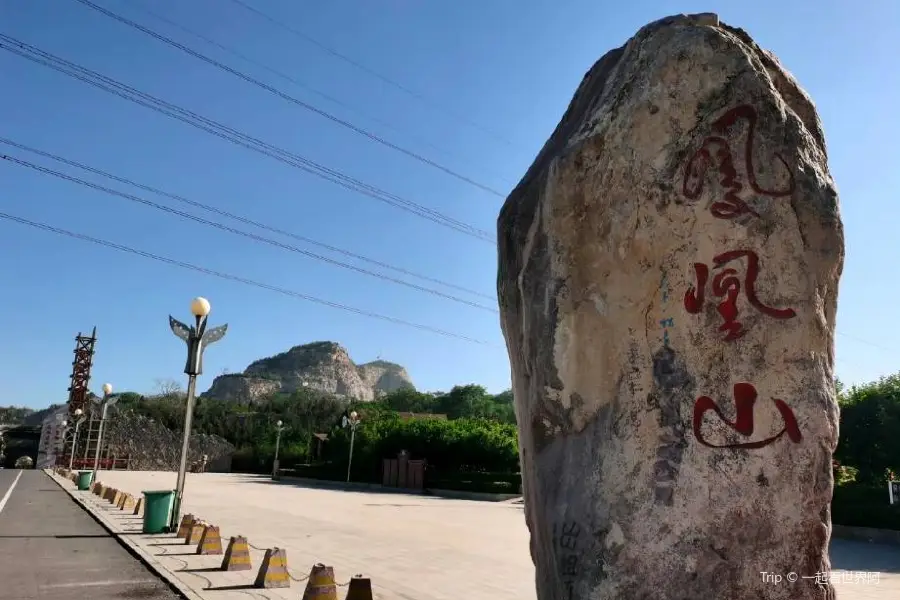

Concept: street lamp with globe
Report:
left=344, top=411, right=361, bottom=483
left=90, top=383, right=118, bottom=485
left=167, top=296, right=228, bottom=531
left=68, top=408, right=86, bottom=471
left=272, top=420, right=286, bottom=479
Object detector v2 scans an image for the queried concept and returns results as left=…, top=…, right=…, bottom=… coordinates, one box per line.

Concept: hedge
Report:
left=831, top=484, right=900, bottom=531
left=277, top=461, right=522, bottom=495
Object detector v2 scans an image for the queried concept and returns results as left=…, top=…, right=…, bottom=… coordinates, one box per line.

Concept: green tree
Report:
left=834, top=374, right=900, bottom=485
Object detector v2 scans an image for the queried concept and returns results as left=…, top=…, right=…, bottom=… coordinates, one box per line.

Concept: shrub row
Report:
left=831, top=484, right=900, bottom=531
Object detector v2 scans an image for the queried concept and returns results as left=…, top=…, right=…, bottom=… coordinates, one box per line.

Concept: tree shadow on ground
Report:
left=829, top=538, right=900, bottom=574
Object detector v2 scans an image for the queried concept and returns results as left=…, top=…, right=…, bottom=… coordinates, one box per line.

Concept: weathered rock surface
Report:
left=498, top=13, right=842, bottom=600
left=102, top=409, right=234, bottom=472
left=203, top=341, right=414, bottom=403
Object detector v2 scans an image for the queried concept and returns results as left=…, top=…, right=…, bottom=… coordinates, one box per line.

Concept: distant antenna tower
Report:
left=67, top=327, right=97, bottom=419
left=62, top=327, right=97, bottom=467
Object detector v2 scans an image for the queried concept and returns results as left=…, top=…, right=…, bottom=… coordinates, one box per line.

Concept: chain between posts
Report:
left=286, top=567, right=310, bottom=583
left=230, top=542, right=352, bottom=586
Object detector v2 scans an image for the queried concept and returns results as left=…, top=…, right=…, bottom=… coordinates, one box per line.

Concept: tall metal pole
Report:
left=167, top=297, right=227, bottom=532
left=69, top=416, right=83, bottom=471
left=171, top=373, right=197, bottom=526
left=345, top=412, right=359, bottom=483
left=346, top=426, right=356, bottom=482
left=90, top=388, right=116, bottom=485
left=272, top=422, right=284, bottom=479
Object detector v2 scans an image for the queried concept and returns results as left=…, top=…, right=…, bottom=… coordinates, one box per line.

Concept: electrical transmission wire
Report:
left=0, top=136, right=495, bottom=301
left=0, top=33, right=496, bottom=243
left=125, top=0, right=509, bottom=186
left=227, top=0, right=515, bottom=148
left=74, top=0, right=506, bottom=198
left=0, top=210, right=498, bottom=346
left=1, top=152, right=499, bottom=313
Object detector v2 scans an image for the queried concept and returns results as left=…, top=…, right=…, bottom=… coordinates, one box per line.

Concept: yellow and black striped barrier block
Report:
left=221, top=536, right=252, bottom=571
left=254, top=548, right=290, bottom=589
left=185, top=521, right=206, bottom=546
left=302, top=563, right=336, bottom=599
left=176, top=514, right=195, bottom=538
left=197, top=524, right=223, bottom=555
left=344, top=575, right=374, bottom=600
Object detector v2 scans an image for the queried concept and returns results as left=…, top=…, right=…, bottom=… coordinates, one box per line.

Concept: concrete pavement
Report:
left=53, top=469, right=900, bottom=600
left=0, top=469, right=181, bottom=600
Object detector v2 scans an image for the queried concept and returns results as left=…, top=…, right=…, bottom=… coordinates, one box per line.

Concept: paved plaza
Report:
left=53, top=470, right=900, bottom=600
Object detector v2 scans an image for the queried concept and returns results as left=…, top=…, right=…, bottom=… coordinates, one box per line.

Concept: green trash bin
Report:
left=142, top=490, right=175, bottom=534
left=76, top=471, right=93, bottom=491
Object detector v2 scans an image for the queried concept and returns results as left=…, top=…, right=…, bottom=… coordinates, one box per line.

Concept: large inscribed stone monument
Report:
left=497, top=13, right=843, bottom=600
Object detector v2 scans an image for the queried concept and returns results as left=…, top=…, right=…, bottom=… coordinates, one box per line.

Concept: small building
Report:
left=36, top=405, right=69, bottom=469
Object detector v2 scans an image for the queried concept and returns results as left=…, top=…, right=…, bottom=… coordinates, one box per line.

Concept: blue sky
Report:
left=1, top=0, right=897, bottom=408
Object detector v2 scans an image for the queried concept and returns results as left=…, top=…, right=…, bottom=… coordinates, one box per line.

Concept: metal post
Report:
left=68, top=418, right=81, bottom=471
left=346, top=426, right=355, bottom=482
left=167, top=298, right=227, bottom=532
left=90, top=401, right=108, bottom=484
left=171, top=373, right=197, bottom=528
left=272, top=425, right=283, bottom=479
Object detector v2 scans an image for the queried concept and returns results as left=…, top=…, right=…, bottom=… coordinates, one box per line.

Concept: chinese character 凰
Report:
left=693, top=382, right=802, bottom=449
left=684, top=250, right=796, bottom=341
left=562, top=554, right=579, bottom=577
left=682, top=104, right=795, bottom=220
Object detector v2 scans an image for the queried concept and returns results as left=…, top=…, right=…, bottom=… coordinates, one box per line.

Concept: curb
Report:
left=44, top=470, right=205, bottom=600
left=277, top=475, right=522, bottom=502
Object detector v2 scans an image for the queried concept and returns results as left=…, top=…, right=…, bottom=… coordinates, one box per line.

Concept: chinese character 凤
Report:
left=684, top=249, right=796, bottom=341
left=693, top=382, right=802, bottom=449
left=682, top=104, right=795, bottom=220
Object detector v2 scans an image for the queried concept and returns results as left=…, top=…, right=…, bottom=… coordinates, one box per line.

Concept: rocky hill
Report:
left=202, top=341, right=414, bottom=403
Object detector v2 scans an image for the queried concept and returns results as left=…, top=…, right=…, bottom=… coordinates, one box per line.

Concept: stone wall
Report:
left=102, top=409, right=234, bottom=472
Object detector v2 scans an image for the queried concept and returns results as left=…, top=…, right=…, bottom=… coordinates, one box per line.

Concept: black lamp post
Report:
left=68, top=408, right=85, bottom=471
left=90, top=384, right=117, bottom=485
left=167, top=296, right=227, bottom=531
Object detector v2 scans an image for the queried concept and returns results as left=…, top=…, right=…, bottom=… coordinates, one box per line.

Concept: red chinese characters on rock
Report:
left=693, top=382, right=802, bottom=449
left=684, top=250, right=796, bottom=341
left=682, top=105, right=795, bottom=220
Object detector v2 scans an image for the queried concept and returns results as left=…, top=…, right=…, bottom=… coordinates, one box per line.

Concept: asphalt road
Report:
left=0, top=469, right=181, bottom=599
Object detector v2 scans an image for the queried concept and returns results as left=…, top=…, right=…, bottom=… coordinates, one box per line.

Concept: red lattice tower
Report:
left=67, top=327, right=97, bottom=420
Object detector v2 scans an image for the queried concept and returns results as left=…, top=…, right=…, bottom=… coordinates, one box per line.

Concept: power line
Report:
left=74, top=0, right=506, bottom=198
left=1, top=152, right=499, bottom=313
left=0, top=210, right=498, bottom=346
left=227, top=0, right=515, bottom=148
left=0, top=33, right=496, bottom=243
left=125, top=0, right=509, bottom=187
left=0, top=136, right=495, bottom=301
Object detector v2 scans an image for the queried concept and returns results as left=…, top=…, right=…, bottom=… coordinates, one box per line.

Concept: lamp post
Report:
left=91, top=383, right=118, bottom=485
left=344, top=411, right=360, bottom=483
left=68, top=408, right=85, bottom=471
left=168, top=296, right=228, bottom=531
left=273, top=420, right=286, bottom=479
